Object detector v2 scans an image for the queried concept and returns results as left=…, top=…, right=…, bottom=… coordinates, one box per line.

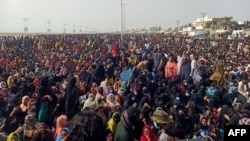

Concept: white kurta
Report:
left=238, top=81, right=250, bottom=100
left=191, top=59, right=201, bottom=84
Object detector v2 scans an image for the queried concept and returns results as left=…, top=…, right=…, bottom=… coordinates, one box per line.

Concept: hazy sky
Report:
left=0, top=0, right=250, bottom=33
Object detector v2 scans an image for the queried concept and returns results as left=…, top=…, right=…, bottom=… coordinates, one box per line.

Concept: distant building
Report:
left=192, top=16, right=224, bottom=30
left=149, top=26, right=160, bottom=32
left=183, top=27, right=192, bottom=32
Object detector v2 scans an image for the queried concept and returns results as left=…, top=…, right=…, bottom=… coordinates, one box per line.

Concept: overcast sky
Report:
left=0, top=0, right=249, bottom=33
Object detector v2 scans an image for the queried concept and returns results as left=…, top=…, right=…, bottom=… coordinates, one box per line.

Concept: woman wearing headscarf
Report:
left=31, top=123, right=54, bottom=141
left=32, top=76, right=40, bottom=90
left=107, top=85, right=121, bottom=105
left=106, top=93, right=120, bottom=108
left=82, top=93, right=97, bottom=110
left=52, top=82, right=66, bottom=119
left=93, top=61, right=106, bottom=86
left=0, top=86, right=8, bottom=110
left=139, top=106, right=151, bottom=126
left=164, top=54, right=177, bottom=81
left=7, top=76, right=14, bottom=88
left=209, top=55, right=225, bottom=85
left=65, top=76, right=82, bottom=120
left=140, top=125, right=158, bottom=141
left=107, top=112, right=121, bottom=134
left=9, top=95, right=31, bottom=126
left=113, top=81, right=120, bottom=92
left=23, top=114, right=37, bottom=141
left=106, top=85, right=118, bottom=96
left=54, top=115, right=68, bottom=140
left=118, top=81, right=127, bottom=97
left=95, top=86, right=105, bottom=101
left=74, top=75, right=81, bottom=89
left=95, top=94, right=106, bottom=107
left=35, top=76, right=54, bottom=124
left=55, top=127, right=70, bottom=141
left=6, top=132, right=19, bottom=141
left=90, top=82, right=98, bottom=95
left=0, top=81, right=7, bottom=89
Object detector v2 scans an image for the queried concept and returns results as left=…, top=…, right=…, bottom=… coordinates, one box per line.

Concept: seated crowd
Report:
left=0, top=34, right=249, bottom=141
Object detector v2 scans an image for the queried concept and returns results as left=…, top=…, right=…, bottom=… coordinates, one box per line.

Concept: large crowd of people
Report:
left=0, top=33, right=249, bottom=141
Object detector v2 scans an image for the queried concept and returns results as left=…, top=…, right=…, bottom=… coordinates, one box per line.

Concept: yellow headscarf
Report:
left=107, top=112, right=120, bottom=134
left=6, top=132, right=19, bottom=141
left=7, top=76, right=13, bottom=87
left=105, top=77, right=114, bottom=86
left=55, top=42, right=60, bottom=48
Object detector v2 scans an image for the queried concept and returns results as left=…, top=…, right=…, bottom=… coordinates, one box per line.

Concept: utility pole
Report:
left=23, top=18, right=29, bottom=32
left=46, top=21, right=51, bottom=33
left=72, top=25, right=75, bottom=33
left=123, top=3, right=127, bottom=33
left=201, top=12, right=207, bottom=30
left=121, top=0, right=124, bottom=40
left=176, top=20, right=180, bottom=31
left=79, top=26, right=82, bottom=33
left=62, top=23, right=66, bottom=33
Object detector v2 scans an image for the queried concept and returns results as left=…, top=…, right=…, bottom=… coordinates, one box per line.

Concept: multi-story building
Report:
left=192, top=16, right=225, bottom=30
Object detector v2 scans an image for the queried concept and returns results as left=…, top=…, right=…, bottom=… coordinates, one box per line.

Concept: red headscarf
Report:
left=54, top=115, right=68, bottom=139
left=32, top=76, right=40, bottom=88
left=140, top=125, right=158, bottom=141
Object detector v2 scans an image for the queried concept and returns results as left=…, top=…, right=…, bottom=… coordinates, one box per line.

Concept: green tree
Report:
left=205, top=22, right=212, bottom=29
left=222, top=16, right=233, bottom=26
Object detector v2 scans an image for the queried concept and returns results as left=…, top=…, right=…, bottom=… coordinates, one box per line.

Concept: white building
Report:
left=192, top=16, right=224, bottom=30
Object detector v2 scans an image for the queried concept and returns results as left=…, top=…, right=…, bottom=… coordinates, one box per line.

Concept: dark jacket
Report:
left=114, top=121, right=134, bottom=141
left=66, top=76, right=82, bottom=119
left=31, top=130, right=54, bottom=141
left=114, top=108, right=140, bottom=141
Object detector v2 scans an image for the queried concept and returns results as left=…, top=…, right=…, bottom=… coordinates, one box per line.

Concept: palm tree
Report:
left=222, top=16, right=233, bottom=29
left=223, top=16, right=233, bottom=22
